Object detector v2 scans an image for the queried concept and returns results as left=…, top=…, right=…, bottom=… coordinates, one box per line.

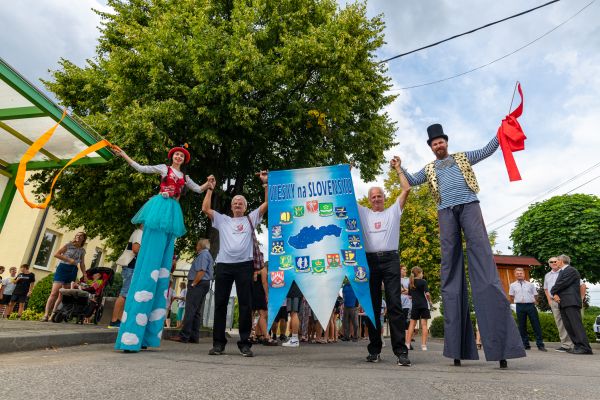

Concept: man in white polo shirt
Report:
left=509, top=267, right=546, bottom=352
left=356, top=156, right=411, bottom=366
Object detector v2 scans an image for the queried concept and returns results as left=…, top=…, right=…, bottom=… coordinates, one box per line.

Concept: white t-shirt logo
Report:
left=235, top=224, right=244, bottom=233
left=374, top=221, right=382, bottom=230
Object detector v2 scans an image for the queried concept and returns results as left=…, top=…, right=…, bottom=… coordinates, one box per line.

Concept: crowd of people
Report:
left=1, top=122, right=594, bottom=366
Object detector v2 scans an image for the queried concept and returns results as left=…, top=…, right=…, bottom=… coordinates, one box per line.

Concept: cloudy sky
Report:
left=1, top=0, right=598, bottom=303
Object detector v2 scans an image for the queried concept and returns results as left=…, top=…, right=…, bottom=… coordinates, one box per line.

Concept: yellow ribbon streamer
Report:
left=15, top=110, right=112, bottom=209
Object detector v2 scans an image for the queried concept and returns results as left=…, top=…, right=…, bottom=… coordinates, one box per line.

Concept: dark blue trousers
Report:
left=516, top=303, right=544, bottom=348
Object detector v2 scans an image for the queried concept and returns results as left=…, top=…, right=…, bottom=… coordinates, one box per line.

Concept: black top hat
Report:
left=427, top=124, right=449, bottom=146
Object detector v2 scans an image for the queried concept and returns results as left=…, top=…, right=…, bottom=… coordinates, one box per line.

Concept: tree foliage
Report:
left=35, top=0, right=397, bottom=255
left=511, top=194, right=600, bottom=283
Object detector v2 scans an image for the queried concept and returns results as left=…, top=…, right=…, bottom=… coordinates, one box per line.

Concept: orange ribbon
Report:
left=15, top=110, right=112, bottom=209
left=497, top=83, right=527, bottom=181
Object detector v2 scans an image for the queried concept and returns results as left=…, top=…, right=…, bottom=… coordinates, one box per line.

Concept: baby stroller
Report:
left=52, top=267, right=114, bottom=324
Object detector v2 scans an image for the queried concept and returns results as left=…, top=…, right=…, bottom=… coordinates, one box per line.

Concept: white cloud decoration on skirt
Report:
left=158, top=268, right=170, bottom=279
left=121, top=311, right=127, bottom=323
left=134, top=290, right=154, bottom=302
left=150, top=270, right=159, bottom=282
left=136, top=313, right=148, bottom=326
left=149, top=308, right=166, bottom=322
left=121, top=332, right=139, bottom=346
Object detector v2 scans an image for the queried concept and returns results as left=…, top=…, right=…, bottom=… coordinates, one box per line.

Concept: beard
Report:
left=435, top=148, right=448, bottom=159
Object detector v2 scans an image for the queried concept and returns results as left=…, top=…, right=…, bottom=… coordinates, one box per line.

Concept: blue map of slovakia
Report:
left=288, top=224, right=342, bottom=249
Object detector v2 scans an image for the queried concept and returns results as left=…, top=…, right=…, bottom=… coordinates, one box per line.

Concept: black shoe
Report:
left=555, top=346, right=569, bottom=352
left=141, top=346, right=148, bottom=350
left=570, top=348, right=593, bottom=355
left=538, top=346, right=547, bottom=352
left=340, top=337, right=349, bottom=342
left=409, top=344, right=414, bottom=350
left=366, top=353, right=381, bottom=363
left=189, top=339, right=200, bottom=344
left=279, top=334, right=288, bottom=342
left=240, top=346, right=254, bottom=357
left=208, top=346, right=224, bottom=355
left=499, top=359, right=508, bottom=369
left=453, top=359, right=461, bottom=367
left=352, top=338, right=358, bottom=343
left=167, top=335, right=189, bottom=343
left=397, top=353, right=411, bottom=367
left=524, top=346, right=531, bottom=350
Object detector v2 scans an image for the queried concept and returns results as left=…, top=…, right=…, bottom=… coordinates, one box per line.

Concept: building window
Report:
left=90, top=247, right=103, bottom=269
left=34, top=230, right=58, bottom=269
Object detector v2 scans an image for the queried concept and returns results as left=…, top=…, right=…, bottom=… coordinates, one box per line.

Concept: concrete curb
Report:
left=0, top=323, right=213, bottom=354
left=0, top=328, right=118, bottom=354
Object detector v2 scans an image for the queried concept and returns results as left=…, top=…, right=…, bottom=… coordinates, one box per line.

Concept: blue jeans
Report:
left=516, top=303, right=544, bottom=348
left=119, top=267, right=134, bottom=297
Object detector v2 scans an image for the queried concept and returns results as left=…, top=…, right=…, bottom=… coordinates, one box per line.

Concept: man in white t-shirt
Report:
left=356, top=156, right=411, bottom=366
left=203, top=171, right=268, bottom=357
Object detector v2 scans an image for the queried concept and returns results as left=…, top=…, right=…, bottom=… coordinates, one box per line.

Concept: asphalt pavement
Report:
left=0, top=336, right=598, bottom=400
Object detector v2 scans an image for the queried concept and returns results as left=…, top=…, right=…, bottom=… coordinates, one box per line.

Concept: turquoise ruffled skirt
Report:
left=132, top=194, right=186, bottom=237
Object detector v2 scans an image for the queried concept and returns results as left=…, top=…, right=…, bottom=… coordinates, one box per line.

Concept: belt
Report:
left=366, top=250, right=398, bottom=257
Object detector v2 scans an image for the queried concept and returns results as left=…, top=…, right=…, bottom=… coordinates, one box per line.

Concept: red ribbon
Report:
left=497, top=83, right=526, bottom=181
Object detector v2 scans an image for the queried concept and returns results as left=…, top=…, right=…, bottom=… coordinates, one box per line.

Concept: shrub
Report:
left=103, top=272, right=123, bottom=298
left=27, top=273, right=54, bottom=313
left=430, top=316, right=444, bottom=338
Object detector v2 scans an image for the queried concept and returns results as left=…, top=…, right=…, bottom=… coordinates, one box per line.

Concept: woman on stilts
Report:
left=112, top=144, right=211, bottom=352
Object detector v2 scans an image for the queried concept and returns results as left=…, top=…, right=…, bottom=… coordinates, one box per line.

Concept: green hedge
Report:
left=430, top=311, right=597, bottom=344
left=27, top=273, right=54, bottom=313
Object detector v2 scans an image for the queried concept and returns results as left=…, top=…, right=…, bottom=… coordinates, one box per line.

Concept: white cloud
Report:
left=134, top=290, right=153, bottom=302
left=121, top=311, right=127, bottom=323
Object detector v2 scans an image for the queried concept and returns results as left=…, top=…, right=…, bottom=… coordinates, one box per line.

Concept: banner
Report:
left=267, top=165, right=375, bottom=329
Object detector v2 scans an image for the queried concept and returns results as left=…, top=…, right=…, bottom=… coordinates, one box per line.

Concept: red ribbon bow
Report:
left=497, top=83, right=526, bottom=181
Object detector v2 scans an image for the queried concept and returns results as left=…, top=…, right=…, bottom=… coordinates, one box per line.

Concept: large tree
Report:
left=511, top=194, right=600, bottom=283
left=34, top=0, right=397, bottom=255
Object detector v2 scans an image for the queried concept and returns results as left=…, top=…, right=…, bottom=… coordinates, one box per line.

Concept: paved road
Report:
left=1, top=337, right=598, bottom=400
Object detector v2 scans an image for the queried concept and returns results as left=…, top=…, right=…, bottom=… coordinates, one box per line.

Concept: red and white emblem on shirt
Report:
left=374, top=221, right=381, bottom=229
left=236, top=224, right=244, bottom=232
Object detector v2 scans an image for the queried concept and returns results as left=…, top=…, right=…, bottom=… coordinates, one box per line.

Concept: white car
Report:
left=594, top=315, right=600, bottom=342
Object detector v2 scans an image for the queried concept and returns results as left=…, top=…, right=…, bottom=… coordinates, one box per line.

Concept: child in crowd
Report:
left=4, top=264, right=35, bottom=318
left=1, top=267, right=18, bottom=317
left=405, top=266, right=432, bottom=351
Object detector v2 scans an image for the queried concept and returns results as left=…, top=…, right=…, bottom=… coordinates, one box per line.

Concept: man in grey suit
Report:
left=550, top=255, right=593, bottom=355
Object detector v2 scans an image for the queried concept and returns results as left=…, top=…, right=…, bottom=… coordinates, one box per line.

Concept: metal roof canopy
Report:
left=0, top=57, right=112, bottom=232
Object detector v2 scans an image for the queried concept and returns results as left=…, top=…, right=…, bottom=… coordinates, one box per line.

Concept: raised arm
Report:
left=201, top=176, right=216, bottom=221
left=257, top=170, right=269, bottom=217
left=112, top=145, right=166, bottom=175
left=185, top=175, right=212, bottom=194
left=465, top=136, right=499, bottom=166
left=390, top=156, right=411, bottom=210
left=400, top=166, right=427, bottom=186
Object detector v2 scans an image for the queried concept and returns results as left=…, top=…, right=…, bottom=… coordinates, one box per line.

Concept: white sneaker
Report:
left=421, top=345, right=428, bottom=351
left=282, top=339, right=299, bottom=348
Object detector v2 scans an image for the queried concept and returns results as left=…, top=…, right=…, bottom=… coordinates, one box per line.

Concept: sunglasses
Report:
left=549, top=261, right=557, bottom=264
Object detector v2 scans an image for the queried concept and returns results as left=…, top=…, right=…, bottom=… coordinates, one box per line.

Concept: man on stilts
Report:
left=401, top=123, right=526, bottom=368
